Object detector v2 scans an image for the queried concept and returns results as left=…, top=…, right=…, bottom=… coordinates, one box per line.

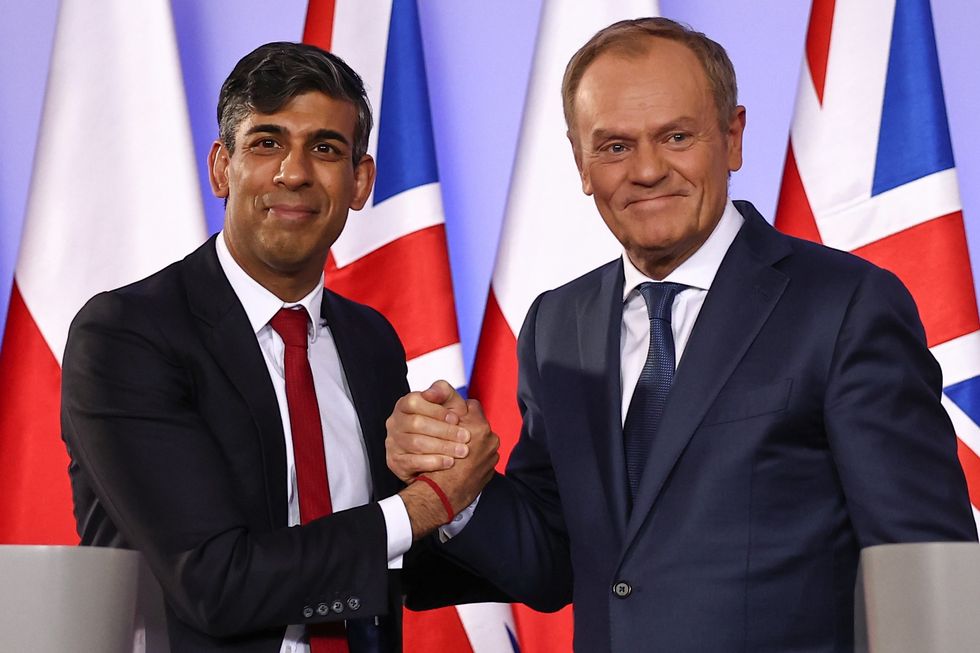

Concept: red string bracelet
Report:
left=415, top=475, right=455, bottom=523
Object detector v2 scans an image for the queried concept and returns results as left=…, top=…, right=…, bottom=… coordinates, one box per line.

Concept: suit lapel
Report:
left=624, top=204, right=791, bottom=546
left=321, top=291, right=391, bottom=499
left=182, top=236, right=288, bottom=527
left=577, top=261, right=631, bottom=539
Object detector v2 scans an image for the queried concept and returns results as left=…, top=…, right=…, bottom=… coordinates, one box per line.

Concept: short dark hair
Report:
left=217, top=42, right=372, bottom=164
left=562, top=17, right=738, bottom=133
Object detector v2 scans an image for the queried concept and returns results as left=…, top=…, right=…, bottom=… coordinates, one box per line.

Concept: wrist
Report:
left=398, top=481, right=448, bottom=541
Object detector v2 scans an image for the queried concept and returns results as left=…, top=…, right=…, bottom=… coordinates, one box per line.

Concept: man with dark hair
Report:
left=388, top=17, right=977, bottom=652
left=61, top=41, right=496, bottom=653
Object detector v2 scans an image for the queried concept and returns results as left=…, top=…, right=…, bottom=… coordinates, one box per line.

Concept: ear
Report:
left=568, top=130, right=593, bottom=196
left=349, top=153, right=377, bottom=211
left=208, top=140, right=230, bottom=199
left=726, top=106, right=747, bottom=173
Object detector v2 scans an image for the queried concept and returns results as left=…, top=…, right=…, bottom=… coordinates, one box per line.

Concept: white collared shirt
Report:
left=215, top=234, right=411, bottom=653
left=619, top=200, right=743, bottom=422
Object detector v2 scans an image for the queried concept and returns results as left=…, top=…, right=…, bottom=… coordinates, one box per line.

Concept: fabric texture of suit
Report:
left=62, top=236, right=410, bottom=652
left=426, top=201, right=977, bottom=652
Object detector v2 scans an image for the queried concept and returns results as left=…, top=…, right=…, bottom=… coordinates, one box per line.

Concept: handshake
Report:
left=386, top=380, right=501, bottom=539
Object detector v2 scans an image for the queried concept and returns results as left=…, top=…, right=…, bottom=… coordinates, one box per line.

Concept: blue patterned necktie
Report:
left=623, top=282, right=686, bottom=503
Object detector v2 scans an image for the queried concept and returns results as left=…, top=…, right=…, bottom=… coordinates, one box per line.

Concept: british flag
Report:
left=775, top=0, right=980, bottom=531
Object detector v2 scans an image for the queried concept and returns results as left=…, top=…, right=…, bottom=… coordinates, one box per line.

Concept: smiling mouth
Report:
left=626, top=194, right=684, bottom=208
left=267, top=205, right=317, bottom=220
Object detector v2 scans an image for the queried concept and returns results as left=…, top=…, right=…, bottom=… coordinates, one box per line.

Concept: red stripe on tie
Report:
left=303, top=0, right=336, bottom=50
left=325, top=225, right=461, bottom=361
left=468, top=290, right=522, bottom=470
left=774, top=144, right=823, bottom=244
left=0, top=283, right=77, bottom=544
left=852, top=212, right=980, bottom=348
left=805, top=0, right=836, bottom=105
left=957, top=438, right=980, bottom=512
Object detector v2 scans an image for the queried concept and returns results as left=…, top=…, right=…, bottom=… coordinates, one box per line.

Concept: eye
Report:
left=601, top=142, right=629, bottom=155
left=251, top=138, right=280, bottom=150
left=667, top=132, right=690, bottom=145
left=314, top=142, right=338, bottom=154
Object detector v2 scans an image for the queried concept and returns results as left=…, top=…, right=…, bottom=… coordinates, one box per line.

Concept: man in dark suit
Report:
left=61, top=42, right=496, bottom=653
left=386, top=18, right=978, bottom=652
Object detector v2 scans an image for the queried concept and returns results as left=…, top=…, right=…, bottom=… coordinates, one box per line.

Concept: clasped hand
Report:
left=386, top=380, right=498, bottom=517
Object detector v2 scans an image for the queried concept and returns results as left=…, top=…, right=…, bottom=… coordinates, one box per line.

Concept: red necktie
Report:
left=270, top=308, right=349, bottom=653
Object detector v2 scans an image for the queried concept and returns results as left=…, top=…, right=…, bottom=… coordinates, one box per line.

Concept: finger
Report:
left=395, top=390, right=452, bottom=422
left=459, top=398, right=490, bottom=433
left=401, top=428, right=470, bottom=458
left=386, top=412, right=471, bottom=452
left=465, top=398, right=486, bottom=422
left=391, top=451, right=454, bottom=475
left=420, top=380, right=467, bottom=414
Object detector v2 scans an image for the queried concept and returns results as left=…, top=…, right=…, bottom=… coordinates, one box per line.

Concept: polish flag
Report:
left=304, top=1, right=512, bottom=651
left=0, top=0, right=206, bottom=544
left=775, top=0, right=980, bottom=532
left=467, top=2, right=660, bottom=652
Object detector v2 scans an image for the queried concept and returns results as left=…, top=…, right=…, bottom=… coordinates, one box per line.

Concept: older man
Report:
left=61, top=42, right=495, bottom=653
left=388, top=18, right=976, bottom=652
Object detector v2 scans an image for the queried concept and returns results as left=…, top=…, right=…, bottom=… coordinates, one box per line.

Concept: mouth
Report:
left=624, top=194, right=685, bottom=210
left=266, top=204, right=318, bottom=221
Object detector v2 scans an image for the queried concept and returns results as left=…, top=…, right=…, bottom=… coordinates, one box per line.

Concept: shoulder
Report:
left=73, top=258, right=187, bottom=331
left=734, top=204, right=910, bottom=303
left=531, top=258, right=621, bottom=316
left=322, top=288, right=404, bottom=351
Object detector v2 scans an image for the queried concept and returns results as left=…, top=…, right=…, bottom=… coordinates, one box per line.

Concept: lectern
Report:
left=855, top=542, right=980, bottom=652
left=0, top=545, right=170, bottom=652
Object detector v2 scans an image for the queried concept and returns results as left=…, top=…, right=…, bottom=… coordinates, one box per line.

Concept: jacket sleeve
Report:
left=435, top=293, right=574, bottom=612
left=823, top=266, right=977, bottom=544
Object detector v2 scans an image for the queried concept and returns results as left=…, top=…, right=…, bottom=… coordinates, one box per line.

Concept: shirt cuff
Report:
left=438, top=493, right=481, bottom=543
left=379, top=495, right=413, bottom=569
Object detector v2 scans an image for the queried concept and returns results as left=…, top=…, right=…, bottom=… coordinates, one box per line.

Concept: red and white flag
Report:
left=775, top=0, right=980, bottom=531
left=468, top=2, right=660, bottom=652
left=304, top=1, right=509, bottom=651
left=0, top=0, right=206, bottom=544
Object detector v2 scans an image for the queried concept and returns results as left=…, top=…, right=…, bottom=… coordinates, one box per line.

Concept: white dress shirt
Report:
left=215, top=234, right=412, bottom=653
left=620, top=200, right=743, bottom=421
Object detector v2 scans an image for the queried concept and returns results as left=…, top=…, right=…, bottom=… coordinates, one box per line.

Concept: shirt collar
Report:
left=215, top=231, right=324, bottom=341
left=622, top=199, right=744, bottom=301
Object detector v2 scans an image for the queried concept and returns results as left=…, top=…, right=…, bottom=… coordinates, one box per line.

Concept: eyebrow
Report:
left=244, top=124, right=351, bottom=147
left=591, top=118, right=700, bottom=143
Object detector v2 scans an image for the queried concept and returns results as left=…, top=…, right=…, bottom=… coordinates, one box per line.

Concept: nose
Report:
left=629, top=141, right=668, bottom=187
left=273, top=148, right=312, bottom=190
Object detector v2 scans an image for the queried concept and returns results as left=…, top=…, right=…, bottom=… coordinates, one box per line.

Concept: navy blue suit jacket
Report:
left=434, top=201, right=977, bottom=652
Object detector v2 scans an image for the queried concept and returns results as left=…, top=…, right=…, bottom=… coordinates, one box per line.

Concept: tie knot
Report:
left=270, top=308, right=311, bottom=348
left=637, top=282, right=685, bottom=322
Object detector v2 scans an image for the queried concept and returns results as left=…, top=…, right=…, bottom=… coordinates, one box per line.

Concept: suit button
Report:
left=612, top=581, right=632, bottom=598
left=331, top=600, right=345, bottom=614
left=303, top=606, right=314, bottom=618
left=316, top=603, right=329, bottom=616
left=347, top=597, right=361, bottom=611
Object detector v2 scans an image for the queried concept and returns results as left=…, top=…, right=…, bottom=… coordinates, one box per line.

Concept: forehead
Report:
left=236, top=91, right=357, bottom=139
left=573, top=38, right=715, bottom=134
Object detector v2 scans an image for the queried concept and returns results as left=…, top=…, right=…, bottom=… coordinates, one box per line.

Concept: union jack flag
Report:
left=775, top=0, right=980, bottom=531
